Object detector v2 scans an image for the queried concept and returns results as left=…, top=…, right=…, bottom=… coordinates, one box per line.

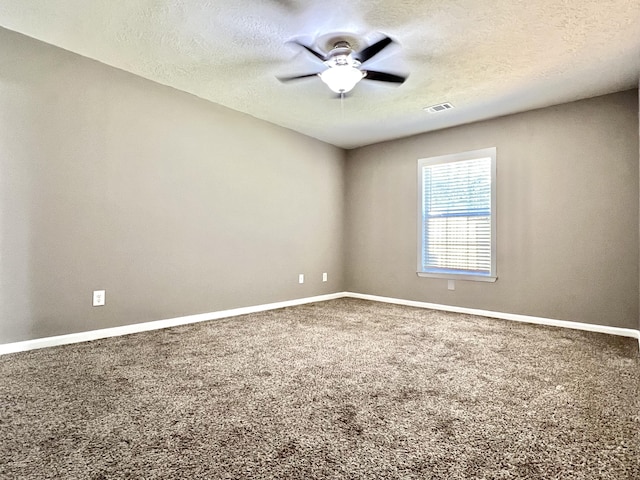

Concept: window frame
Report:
left=416, top=147, right=497, bottom=282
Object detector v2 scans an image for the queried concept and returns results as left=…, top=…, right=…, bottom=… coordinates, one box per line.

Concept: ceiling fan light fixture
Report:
left=319, top=65, right=365, bottom=93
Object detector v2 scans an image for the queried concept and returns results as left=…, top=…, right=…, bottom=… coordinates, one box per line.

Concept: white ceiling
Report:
left=1, top=0, right=639, bottom=149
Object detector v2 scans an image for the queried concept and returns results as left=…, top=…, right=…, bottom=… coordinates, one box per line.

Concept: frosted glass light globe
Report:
left=319, top=66, right=365, bottom=93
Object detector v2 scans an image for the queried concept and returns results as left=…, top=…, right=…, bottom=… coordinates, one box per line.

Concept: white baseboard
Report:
left=0, top=293, right=344, bottom=356
left=344, top=292, right=640, bottom=342
left=2, top=291, right=638, bottom=355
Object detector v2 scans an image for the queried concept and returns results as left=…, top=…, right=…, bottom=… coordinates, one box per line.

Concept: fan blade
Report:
left=363, top=70, right=407, bottom=84
left=355, top=36, right=394, bottom=63
left=290, top=41, right=326, bottom=61
left=277, top=73, right=320, bottom=82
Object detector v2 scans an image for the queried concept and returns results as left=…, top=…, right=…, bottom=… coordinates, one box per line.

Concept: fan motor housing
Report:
left=325, top=41, right=360, bottom=68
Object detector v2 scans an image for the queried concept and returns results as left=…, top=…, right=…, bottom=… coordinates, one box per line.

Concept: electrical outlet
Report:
left=93, top=290, right=105, bottom=306
left=298, top=274, right=304, bottom=284
left=448, top=280, right=455, bottom=291
left=322, top=272, right=328, bottom=282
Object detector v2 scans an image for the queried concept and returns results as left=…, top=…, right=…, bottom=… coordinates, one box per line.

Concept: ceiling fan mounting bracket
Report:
left=319, top=34, right=361, bottom=53
left=331, top=40, right=352, bottom=50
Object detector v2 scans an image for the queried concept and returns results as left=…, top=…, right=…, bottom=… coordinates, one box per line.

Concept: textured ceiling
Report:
left=1, top=0, right=639, bottom=148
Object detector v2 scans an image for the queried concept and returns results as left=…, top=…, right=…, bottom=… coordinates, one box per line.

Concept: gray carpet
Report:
left=1, top=298, right=638, bottom=479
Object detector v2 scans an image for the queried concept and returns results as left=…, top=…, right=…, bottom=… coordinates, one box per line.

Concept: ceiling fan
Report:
left=278, top=35, right=407, bottom=95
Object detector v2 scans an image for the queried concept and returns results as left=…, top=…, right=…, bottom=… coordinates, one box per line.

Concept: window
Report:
left=417, top=147, right=497, bottom=282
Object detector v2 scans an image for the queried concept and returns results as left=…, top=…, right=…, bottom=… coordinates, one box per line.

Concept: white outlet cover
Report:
left=322, top=272, right=328, bottom=282
left=93, top=290, right=105, bottom=306
left=298, top=274, right=304, bottom=284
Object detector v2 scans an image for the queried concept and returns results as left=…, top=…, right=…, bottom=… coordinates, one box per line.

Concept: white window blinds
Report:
left=418, top=148, right=496, bottom=281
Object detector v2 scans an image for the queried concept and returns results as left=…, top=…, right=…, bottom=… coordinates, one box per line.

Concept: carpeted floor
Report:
left=1, top=298, right=638, bottom=479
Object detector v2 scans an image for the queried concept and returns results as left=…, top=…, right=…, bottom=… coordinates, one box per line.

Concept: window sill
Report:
left=417, top=272, right=498, bottom=282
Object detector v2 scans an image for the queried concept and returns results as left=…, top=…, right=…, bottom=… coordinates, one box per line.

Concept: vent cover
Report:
left=424, top=102, right=454, bottom=113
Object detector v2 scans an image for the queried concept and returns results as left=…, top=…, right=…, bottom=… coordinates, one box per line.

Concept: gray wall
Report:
left=0, top=28, right=346, bottom=343
left=345, top=90, right=639, bottom=329
left=2, top=27, right=638, bottom=345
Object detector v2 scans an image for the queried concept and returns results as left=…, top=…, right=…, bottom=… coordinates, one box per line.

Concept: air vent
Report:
left=424, top=102, right=454, bottom=113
